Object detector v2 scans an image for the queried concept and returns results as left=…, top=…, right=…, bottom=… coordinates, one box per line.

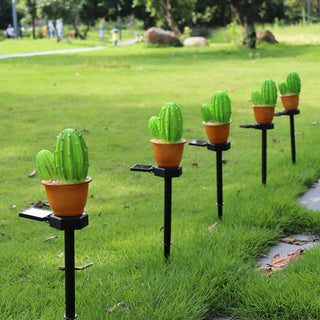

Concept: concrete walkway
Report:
left=300, top=180, right=320, bottom=211
left=0, top=39, right=136, bottom=60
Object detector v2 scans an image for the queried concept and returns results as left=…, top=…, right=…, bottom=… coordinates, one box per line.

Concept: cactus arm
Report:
left=211, top=91, right=232, bottom=124
left=287, top=71, right=301, bottom=94
left=251, top=90, right=262, bottom=105
left=148, top=116, right=160, bottom=139
left=201, top=103, right=212, bottom=122
left=36, top=149, right=57, bottom=180
left=278, top=82, right=288, bottom=95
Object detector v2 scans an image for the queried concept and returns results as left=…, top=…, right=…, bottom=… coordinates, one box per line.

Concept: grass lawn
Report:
left=1, top=25, right=320, bottom=319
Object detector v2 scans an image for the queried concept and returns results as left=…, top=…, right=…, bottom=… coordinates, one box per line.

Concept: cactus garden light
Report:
left=36, top=128, right=91, bottom=217
left=201, top=90, right=232, bottom=144
left=148, top=102, right=186, bottom=168
left=278, top=71, right=301, bottom=110
left=251, top=79, right=278, bottom=124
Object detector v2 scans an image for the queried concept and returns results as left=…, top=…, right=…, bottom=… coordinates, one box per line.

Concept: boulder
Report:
left=183, top=37, right=208, bottom=47
left=256, top=29, right=278, bottom=44
left=145, top=27, right=182, bottom=47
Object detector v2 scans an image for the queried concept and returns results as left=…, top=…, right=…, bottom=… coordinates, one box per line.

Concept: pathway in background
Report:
left=0, top=39, right=136, bottom=60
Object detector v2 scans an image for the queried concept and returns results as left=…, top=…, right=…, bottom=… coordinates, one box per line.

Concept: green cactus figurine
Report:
left=36, top=149, right=57, bottom=180
left=286, top=71, right=301, bottom=94
left=149, top=102, right=183, bottom=143
left=260, top=79, right=278, bottom=106
left=278, top=82, right=288, bottom=95
left=54, top=128, right=89, bottom=183
left=36, top=128, right=90, bottom=183
left=278, top=72, right=301, bottom=96
left=251, top=90, right=262, bottom=105
left=211, top=91, right=232, bottom=124
left=201, top=91, right=232, bottom=124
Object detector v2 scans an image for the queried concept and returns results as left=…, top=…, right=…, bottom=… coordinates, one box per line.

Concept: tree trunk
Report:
left=32, top=18, right=36, bottom=39
left=226, top=0, right=265, bottom=49
left=316, top=0, right=320, bottom=22
left=73, top=20, right=86, bottom=40
left=243, top=23, right=256, bottom=49
left=159, top=0, right=181, bottom=36
left=82, top=26, right=90, bottom=39
left=52, top=20, right=60, bottom=42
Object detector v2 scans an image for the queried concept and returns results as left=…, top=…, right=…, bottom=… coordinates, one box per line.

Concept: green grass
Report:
left=1, top=25, right=320, bottom=319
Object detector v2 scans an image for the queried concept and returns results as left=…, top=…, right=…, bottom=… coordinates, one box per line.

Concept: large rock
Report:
left=256, top=29, right=278, bottom=44
left=145, top=27, right=182, bottom=46
left=183, top=37, right=208, bottom=47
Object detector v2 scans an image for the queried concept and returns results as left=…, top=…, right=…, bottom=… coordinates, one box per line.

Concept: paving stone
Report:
left=257, top=234, right=320, bottom=267
left=299, top=181, right=320, bottom=211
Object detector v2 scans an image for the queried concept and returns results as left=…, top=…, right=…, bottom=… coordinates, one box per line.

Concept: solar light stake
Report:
left=262, top=128, right=267, bottom=185
left=189, top=140, right=231, bottom=220
left=164, top=176, right=172, bottom=258
left=274, top=109, right=300, bottom=164
left=216, top=149, right=223, bottom=219
left=19, top=209, right=88, bottom=319
left=64, top=228, right=76, bottom=319
left=130, top=165, right=182, bottom=259
left=290, top=114, right=296, bottom=163
left=240, top=123, right=274, bottom=185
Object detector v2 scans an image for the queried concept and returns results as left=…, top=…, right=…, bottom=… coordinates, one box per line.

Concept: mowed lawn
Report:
left=1, top=27, right=320, bottom=319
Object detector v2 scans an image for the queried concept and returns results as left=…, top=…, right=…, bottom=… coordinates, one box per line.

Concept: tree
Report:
left=132, top=2, right=156, bottom=29
left=192, top=0, right=231, bottom=28
left=0, top=0, right=12, bottom=30
left=226, top=0, right=265, bottom=48
left=37, top=0, right=76, bottom=41
left=257, top=0, right=285, bottom=23
left=285, top=0, right=320, bottom=23
left=17, top=0, right=37, bottom=39
left=133, top=0, right=196, bottom=35
left=77, top=0, right=103, bottom=39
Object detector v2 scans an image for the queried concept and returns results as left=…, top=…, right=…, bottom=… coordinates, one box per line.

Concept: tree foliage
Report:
left=285, top=0, right=320, bottom=23
left=133, top=0, right=196, bottom=35
left=17, top=0, right=37, bottom=38
left=0, top=0, right=12, bottom=30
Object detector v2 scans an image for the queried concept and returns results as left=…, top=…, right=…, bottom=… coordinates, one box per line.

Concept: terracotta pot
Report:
left=203, top=121, right=231, bottom=144
left=151, top=139, right=186, bottom=168
left=42, top=177, right=92, bottom=217
left=280, top=94, right=299, bottom=110
left=252, top=105, right=275, bottom=124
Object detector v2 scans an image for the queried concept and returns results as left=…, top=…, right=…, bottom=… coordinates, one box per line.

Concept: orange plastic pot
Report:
left=280, top=94, right=299, bottom=110
left=42, top=177, right=92, bottom=217
left=151, top=139, right=186, bottom=168
left=203, top=121, right=231, bottom=144
left=252, top=105, right=275, bottom=124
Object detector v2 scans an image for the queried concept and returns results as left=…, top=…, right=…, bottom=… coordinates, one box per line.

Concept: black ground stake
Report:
left=274, top=109, right=300, bottom=164
left=189, top=140, right=231, bottom=220
left=130, top=165, right=182, bottom=259
left=19, top=208, right=88, bottom=320
left=240, top=123, right=274, bottom=185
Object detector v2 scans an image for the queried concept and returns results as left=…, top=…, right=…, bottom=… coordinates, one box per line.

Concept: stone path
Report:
left=0, top=39, right=136, bottom=60
left=0, top=46, right=107, bottom=60
left=299, top=180, right=320, bottom=211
